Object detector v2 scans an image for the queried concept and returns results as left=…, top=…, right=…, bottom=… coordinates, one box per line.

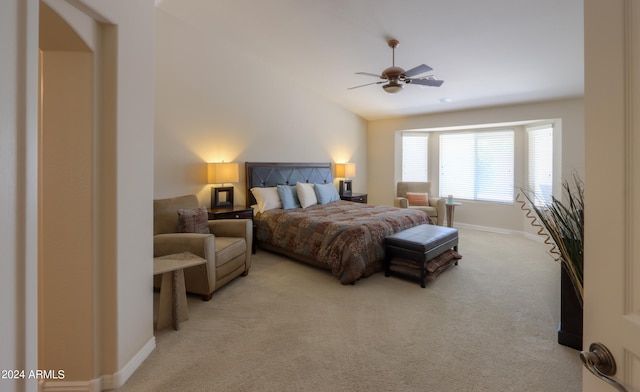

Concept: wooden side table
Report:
left=208, top=206, right=256, bottom=254
left=154, top=252, right=206, bottom=331
left=445, top=202, right=462, bottom=228
left=340, top=193, right=368, bottom=204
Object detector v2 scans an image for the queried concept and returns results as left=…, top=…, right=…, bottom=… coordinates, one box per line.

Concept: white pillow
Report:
left=250, top=187, right=282, bottom=213
left=296, top=182, right=317, bottom=209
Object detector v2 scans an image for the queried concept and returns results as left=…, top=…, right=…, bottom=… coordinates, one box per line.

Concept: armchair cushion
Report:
left=406, top=192, right=429, bottom=206
left=178, top=207, right=210, bottom=234
left=214, top=237, right=246, bottom=267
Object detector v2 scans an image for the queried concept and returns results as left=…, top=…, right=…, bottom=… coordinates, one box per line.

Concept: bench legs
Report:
left=385, top=225, right=460, bottom=287
left=385, top=247, right=459, bottom=288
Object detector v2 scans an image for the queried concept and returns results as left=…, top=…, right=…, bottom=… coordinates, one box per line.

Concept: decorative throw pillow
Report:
left=406, top=192, right=429, bottom=206
left=296, top=182, right=317, bottom=208
left=251, top=187, right=282, bottom=213
left=177, top=207, right=210, bottom=234
left=314, top=182, right=340, bottom=205
left=277, top=184, right=300, bottom=210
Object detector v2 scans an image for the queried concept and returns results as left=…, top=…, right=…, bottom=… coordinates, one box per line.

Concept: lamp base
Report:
left=212, top=186, right=234, bottom=208
left=339, top=180, right=352, bottom=196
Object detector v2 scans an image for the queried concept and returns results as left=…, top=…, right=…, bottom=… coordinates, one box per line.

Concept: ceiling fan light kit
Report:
left=383, top=83, right=403, bottom=94
left=350, top=39, right=444, bottom=94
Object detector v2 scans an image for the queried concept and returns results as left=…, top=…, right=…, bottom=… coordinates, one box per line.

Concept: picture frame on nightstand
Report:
left=212, top=186, right=234, bottom=208
left=339, top=180, right=352, bottom=196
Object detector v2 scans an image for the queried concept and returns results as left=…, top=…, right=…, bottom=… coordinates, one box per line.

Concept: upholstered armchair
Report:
left=154, top=195, right=252, bottom=301
left=394, top=182, right=446, bottom=226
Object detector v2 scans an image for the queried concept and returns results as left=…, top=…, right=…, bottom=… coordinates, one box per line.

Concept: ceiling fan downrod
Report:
left=388, top=39, right=399, bottom=67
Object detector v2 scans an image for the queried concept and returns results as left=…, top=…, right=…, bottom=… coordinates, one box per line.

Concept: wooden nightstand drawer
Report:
left=340, top=193, right=368, bottom=204
left=209, top=208, right=252, bottom=220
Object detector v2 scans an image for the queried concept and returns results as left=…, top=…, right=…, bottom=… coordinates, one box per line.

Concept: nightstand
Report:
left=340, top=193, right=368, bottom=204
left=208, top=206, right=256, bottom=254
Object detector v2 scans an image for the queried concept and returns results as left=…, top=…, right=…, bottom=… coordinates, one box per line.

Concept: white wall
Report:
left=154, top=7, right=367, bottom=205
left=368, top=98, right=584, bottom=233
left=2, top=0, right=155, bottom=390
left=0, top=1, right=39, bottom=392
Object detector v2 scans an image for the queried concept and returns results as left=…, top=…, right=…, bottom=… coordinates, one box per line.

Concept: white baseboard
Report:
left=454, top=222, right=518, bottom=235
left=39, top=336, right=156, bottom=392
left=101, top=336, right=156, bottom=390
left=455, top=222, right=547, bottom=244
left=38, top=378, right=101, bottom=392
left=521, top=231, right=546, bottom=243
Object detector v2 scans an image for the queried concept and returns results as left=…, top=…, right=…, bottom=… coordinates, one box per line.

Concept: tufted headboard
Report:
left=245, top=162, right=333, bottom=208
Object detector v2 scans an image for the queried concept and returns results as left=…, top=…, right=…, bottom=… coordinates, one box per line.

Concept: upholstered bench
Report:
left=385, top=224, right=461, bottom=287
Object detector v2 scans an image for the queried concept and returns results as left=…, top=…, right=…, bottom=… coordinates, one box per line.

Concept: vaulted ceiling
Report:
left=155, top=0, right=583, bottom=120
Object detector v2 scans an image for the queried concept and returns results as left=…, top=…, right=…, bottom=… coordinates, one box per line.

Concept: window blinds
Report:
left=402, top=133, right=429, bottom=182
left=527, top=124, right=553, bottom=206
left=440, top=130, right=514, bottom=203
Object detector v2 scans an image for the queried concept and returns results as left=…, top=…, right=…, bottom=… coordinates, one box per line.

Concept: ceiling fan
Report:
left=349, top=39, right=444, bottom=94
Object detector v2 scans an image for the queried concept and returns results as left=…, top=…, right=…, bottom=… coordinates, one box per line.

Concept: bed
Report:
left=245, top=162, right=432, bottom=284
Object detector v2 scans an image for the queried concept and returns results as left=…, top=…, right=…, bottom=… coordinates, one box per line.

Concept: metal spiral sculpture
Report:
left=515, top=192, right=560, bottom=261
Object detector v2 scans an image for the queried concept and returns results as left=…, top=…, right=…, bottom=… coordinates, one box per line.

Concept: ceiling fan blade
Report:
left=409, top=78, right=444, bottom=87
left=347, top=81, right=385, bottom=90
left=403, top=64, right=433, bottom=78
left=355, top=72, right=385, bottom=79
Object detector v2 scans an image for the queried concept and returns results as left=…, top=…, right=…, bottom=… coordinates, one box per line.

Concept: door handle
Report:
left=580, top=342, right=629, bottom=392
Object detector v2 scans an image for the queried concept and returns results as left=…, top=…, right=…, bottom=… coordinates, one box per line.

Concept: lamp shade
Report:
left=344, top=163, right=356, bottom=178
left=208, top=162, right=239, bottom=184
left=335, top=163, right=356, bottom=178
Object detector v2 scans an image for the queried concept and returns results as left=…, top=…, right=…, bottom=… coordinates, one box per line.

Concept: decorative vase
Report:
left=557, top=264, right=583, bottom=350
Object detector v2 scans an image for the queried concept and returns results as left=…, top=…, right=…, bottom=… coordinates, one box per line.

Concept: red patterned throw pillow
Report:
left=405, top=192, right=429, bottom=206
left=177, top=207, right=210, bottom=234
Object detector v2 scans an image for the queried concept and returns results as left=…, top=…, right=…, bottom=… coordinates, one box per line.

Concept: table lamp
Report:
left=208, top=162, right=239, bottom=208
left=335, top=163, right=356, bottom=196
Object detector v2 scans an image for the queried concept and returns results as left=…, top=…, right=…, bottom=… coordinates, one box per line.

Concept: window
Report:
left=402, top=133, right=429, bottom=181
left=440, top=130, right=514, bottom=203
left=527, top=124, right=553, bottom=206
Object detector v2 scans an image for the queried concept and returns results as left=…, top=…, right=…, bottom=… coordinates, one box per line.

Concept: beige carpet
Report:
left=115, top=228, right=582, bottom=392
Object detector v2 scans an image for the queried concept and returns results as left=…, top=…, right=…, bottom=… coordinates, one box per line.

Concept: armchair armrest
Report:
left=394, top=197, right=409, bottom=208
left=429, top=196, right=445, bottom=208
left=429, top=197, right=446, bottom=225
left=208, top=219, right=251, bottom=238
left=154, top=233, right=215, bottom=260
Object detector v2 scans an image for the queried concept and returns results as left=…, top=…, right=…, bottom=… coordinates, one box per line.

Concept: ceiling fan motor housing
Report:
left=382, top=64, right=405, bottom=93
left=382, top=66, right=405, bottom=81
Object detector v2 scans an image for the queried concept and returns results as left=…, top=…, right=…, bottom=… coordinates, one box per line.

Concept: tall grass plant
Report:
left=520, top=175, right=584, bottom=307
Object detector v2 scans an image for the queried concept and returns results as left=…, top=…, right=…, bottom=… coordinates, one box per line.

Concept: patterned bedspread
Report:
left=255, top=200, right=431, bottom=284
